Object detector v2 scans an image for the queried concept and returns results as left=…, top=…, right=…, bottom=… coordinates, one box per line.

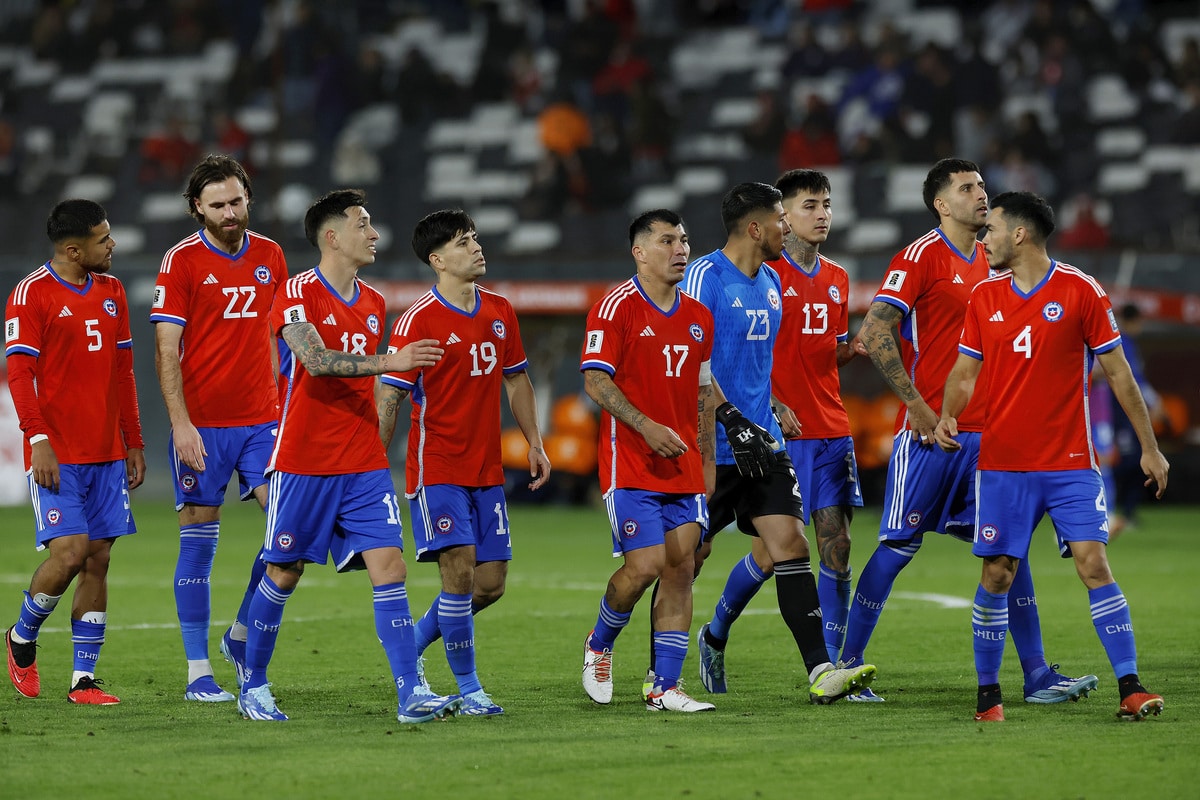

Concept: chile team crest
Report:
left=45, top=508, right=62, bottom=526
left=179, top=472, right=197, bottom=493
left=254, top=265, right=272, bottom=284
left=980, top=524, right=999, bottom=543
left=828, top=285, right=841, bottom=303
left=689, top=323, right=704, bottom=342
left=1042, top=302, right=1064, bottom=322
left=622, top=519, right=638, bottom=538
left=906, top=510, right=922, bottom=528
left=103, top=298, right=118, bottom=317
left=366, top=314, right=380, bottom=335
left=436, top=515, right=454, bottom=534
left=492, top=319, right=507, bottom=339
left=767, top=288, right=781, bottom=311
left=276, top=532, right=295, bottom=551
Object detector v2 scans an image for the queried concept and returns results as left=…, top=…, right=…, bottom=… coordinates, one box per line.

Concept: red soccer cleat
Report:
left=1117, top=692, right=1163, bottom=722
left=68, top=676, right=120, bottom=705
left=6, top=626, right=39, bottom=698
left=974, top=704, right=1005, bottom=722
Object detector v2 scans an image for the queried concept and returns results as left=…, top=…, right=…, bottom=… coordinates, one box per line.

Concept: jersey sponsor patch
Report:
left=1107, top=308, right=1118, bottom=331
left=283, top=304, right=307, bottom=325
left=152, top=285, right=165, bottom=309
left=5, top=318, right=18, bottom=342
left=585, top=329, right=604, bottom=354
left=884, top=269, right=907, bottom=291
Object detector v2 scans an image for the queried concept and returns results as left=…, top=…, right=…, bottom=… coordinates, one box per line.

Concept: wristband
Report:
left=29, top=434, right=49, bottom=445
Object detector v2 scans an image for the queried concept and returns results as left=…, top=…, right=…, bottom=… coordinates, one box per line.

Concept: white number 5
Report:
left=85, top=319, right=102, bottom=351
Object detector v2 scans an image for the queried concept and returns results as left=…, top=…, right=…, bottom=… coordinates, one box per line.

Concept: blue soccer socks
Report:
left=841, top=539, right=919, bottom=665
left=708, top=553, right=769, bottom=644
left=243, top=575, right=291, bottom=691
left=818, top=563, right=851, bottom=664
left=972, top=586, right=1009, bottom=686
left=1089, top=582, right=1138, bottom=678
left=175, top=522, right=219, bottom=661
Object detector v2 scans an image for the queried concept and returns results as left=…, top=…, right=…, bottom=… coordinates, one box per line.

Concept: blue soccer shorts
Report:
left=785, top=436, right=864, bottom=525
left=408, top=484, right=512, bottom=563
left=879, top=431, right=980, bottom=543
left=604, top=488, right=708, bottom=557
left=973, top=468, right=1108, bottom=561
left=170, top=422, right=275, bottom=509
left=263, top=469, right=404, bottom=572
left=28, top=460, right=136, bottom=549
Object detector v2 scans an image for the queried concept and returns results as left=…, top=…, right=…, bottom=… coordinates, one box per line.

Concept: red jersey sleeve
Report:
left=958, top=291, right=984, bottom=360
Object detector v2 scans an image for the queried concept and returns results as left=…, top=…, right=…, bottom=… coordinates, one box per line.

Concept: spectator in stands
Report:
left=560, top=0, right=620, bottom=111
left=1056, top=192, right=1111, bottom=250
left=781, top=22, right=832, bottom=80
left=207, top=111, right=252, bottom=171
left=0, top=120, right=20, bottom=198
left=837, top=45, right=909, bottom=153
left=897, top=43, right=957, bottom=161
left=396, top=48, right=460, bottom=126
left=139, top=112, right=200, bottom=186
left=509, top=46, right=544, bottom=114
left=742, top=89, right=788, bottom=156
left=1171, top=80, right=1200, bottom=144
left=593, top=40, right=652, bottom=130
left=1173, top=37, right=1200, bottom=87
left=629, top=78, right=677, bottom=180
left=778, top=96, right=840, bottom=170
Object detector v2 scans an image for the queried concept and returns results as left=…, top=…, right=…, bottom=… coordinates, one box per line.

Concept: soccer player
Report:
left=4, top=199, right=145, bottom=704
left=579, top=209, right=717, bottom=712
left=376, top=209, right=551, bottom=716
left=934, top=190, right=1168, bottom=722
left=841, top=159, right=1095, bottom=704
left=236, top=189, right=459, bottom=723
left=693, top=169, right=865, bottom=697
left=680, top=182, right=875, bottom=704
left=151, top=154, right=288, bottom=702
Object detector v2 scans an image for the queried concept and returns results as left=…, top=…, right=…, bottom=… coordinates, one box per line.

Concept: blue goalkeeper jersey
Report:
left=683, top=248, right=785, bottom=466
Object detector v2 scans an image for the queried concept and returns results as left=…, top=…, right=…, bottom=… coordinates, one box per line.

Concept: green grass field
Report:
left=1, top=501, right=1197, bottom=799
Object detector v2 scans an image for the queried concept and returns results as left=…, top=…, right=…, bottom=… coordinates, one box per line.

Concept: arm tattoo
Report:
left=860, top=302, right=922, bottom=404
left=283, top=323, right=389, bottom=377
left=697, top=382, right=715, bottom=459
left=584, top=370, right=647, bottom=432
left=811, top=505, right=851, bottom=575
left=376, top=381, right=408, bottom=448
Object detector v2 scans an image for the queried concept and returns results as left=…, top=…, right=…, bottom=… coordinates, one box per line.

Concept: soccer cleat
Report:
left=398, top=687, right=462, bottom=724
left=645, top=681, right=715, bottom=712
left=184, top=674, right=235, bottom=702
left=642, top=669, right=657, bottom=700
left=582, top=631, right=613, bottom=704
left=68, top=676, right=120, bottom=705
left=809, top=661, right=877, bottom=705
left=846, top=686, right=886, bottom=703
left=458, top=689, right=504, bottom=716
left=974, top=704, right=1005, bottom=722
left=1117, top=692, right=1163, bottom=722
left=238, top=683, right=288, bottom=721
left=219, top=628, right=248, bottom=687
left=696, top=624, right=727, bottom=694
left=6, top=626, right=39, bottom=698
left=1023, top=665, right=1100, bottom=704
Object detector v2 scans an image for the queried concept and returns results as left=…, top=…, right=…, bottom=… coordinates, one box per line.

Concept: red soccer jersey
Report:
left=150, top=230, right=288, bottom=426
left=769, top=250, right=851, bottom=439
left=959, top=261, right=1121, bottom=472
left=5, top=264, right=142, bottom=467
left=873, top=229, right=991, bottom=433
left=268, top=269, right=389, bottom=475
left=581, top=278, right=715, bottom=494
left=383, top=285, right=528, bottom=494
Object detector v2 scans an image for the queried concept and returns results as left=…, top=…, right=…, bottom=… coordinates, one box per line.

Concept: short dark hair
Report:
left=46, top=199, right=107, bottom=243
left=304, top=189, right=367, bottom=248
left=990, top=191, right=1056, bottom=243
left=183, top=154, right=253, bottom=221
left=922, top=158, right=980, bottom=220
left=775, top=169, right=831, bottom=201
left=411, top=209, right=476, bottom=264
left=720, top=182, right=783, bottom=235
left=628, top=208, right=685, bottom=246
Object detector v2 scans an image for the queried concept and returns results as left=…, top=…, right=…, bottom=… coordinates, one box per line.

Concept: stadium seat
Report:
left=550, top=394, right=598, bottom=440
left=845, top=219, right=901, bottom=253
left=885, top=166, right=931, bottom=213
left=1095, top=127, right=1146, bottom=158
left=1097, top=163, right=1150, bottom=194
left=506, top=221, right=560, bottom=254
left=501, top=427, right=532, bottom=471
left=1155, top=392, right=1190, bottom=439
left=1087, top=75, right=1140, bottom=122
left=542, top=433, right=598, bottom=476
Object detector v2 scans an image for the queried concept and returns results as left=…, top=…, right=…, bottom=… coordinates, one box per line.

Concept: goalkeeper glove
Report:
left=716, top=402, right=778, bottom=478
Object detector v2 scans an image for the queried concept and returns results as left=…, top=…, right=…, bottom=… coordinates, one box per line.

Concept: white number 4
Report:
left=1012, top=325, right=1032, bottom=359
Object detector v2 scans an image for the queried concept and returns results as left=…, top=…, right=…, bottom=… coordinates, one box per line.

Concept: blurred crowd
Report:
left=1, top=0, right=1198, bottom=245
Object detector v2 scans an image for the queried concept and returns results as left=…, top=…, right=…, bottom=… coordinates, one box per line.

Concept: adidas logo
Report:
left=446, top=332, right=461, bottom=345
left=953, top=274, right=965, bottom=284
left=639, top=326, right=655, bottom=337
left=203, top=274, right=219, bottom=285
left=989, top=310, right=1004, bottom=322
left=58, top=306, right=72, bottom=318
left=784, top=287, right=798, bottom=296
left=322, top=314, right=336, bottom=325
left=732, top=297, right=743, bottom=308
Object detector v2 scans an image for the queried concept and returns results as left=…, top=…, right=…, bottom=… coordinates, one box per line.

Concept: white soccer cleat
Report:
left=645, top=681, right=715, bottom=713
left=809, top=661, right=878, bottom=705
left=582, top=631, right=613, bottom=704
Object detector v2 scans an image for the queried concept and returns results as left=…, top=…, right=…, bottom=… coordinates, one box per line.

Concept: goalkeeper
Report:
left=659, top=182, right=876, bottom=704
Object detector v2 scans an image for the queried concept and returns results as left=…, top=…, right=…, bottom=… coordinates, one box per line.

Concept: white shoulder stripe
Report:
left=1055, top=263, right=1107, bottom=297
left=158, top=233, right=202, bottom=274
left=11, top=267, right=50, bottom=305
left=683, top=258, right=714, bottom=299
left=902, top=230, right=942, bottom=262
left=393, top=291, right=438, bottom=337
left=597, top=279, right=638, bottom=320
